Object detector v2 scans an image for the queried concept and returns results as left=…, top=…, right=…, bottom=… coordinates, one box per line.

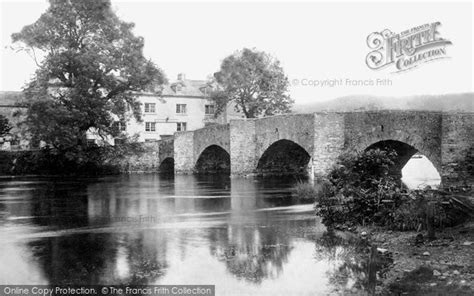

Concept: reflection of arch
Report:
left=195, top=145, right=230, bottom=174
left=256, top=139, right=311, bottom=176
left=364, top=140, right=441, bottom=182
left=159, top=157, right=174, bottom=173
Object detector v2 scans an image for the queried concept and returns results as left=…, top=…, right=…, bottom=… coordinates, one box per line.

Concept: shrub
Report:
left=0, top=115, right=12, bottom=137
left=9, top=139, right=146, bottom=176
left=315, top=149, right=407, bottom=228
left=391, top=189, right=469, bottom=230
left=315, top=149, right=466, bottom=231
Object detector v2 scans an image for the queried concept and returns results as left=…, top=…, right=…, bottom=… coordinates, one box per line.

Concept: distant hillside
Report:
left=293, top=93, right=473, bottom=113
left=1, top=91, right=473, bottom=113
left=0, top=91, right=25, bottom=106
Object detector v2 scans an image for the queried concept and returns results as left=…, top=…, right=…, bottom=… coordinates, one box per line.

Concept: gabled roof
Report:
left=1, top=75, right=215, bottom=102
left=161, top=79, right=212, bottom=98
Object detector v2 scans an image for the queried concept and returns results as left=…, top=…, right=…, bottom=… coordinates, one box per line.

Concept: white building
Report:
left=96, top=73, right=242, bottom=144
left=0, top=74, right=243, bottom=149
left=124, top=74, right=215, bottom=142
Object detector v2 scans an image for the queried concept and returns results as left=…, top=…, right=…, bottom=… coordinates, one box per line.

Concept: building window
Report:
left=205, top=104, right=215, bottom=115
left=145, top=122, right=156, bottom=132
left=177, top=122, right=187, bottom=132
left=144, top=103, right=156, bottom=113
left=176, top=104, right=187, bottom=114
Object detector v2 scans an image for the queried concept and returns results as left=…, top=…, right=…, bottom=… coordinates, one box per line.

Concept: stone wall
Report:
left=312, top=112, right=345, bottom=176
left=174, top=131, right=195, bottom=173
left=171, top=110, right=473, bottom=187
left=229, top=119, right=257, bottom=176
left=119, top=141, right=160, bottom=173
left=441, top=113, right=474, bottom=187
left=343, top=111, right=443, bottom=172
left=124, top=139, right=175, bottom=173
left=194, top=123, right=230, bottom=159
left=254, top=114, right=315, bottom=161
left=0, top=141, right=169, bottom=175
left=158, top=138, right=174, bottom=163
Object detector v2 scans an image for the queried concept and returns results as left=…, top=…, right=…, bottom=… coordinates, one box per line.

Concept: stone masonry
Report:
left=167, top=110, right=473, bottom=188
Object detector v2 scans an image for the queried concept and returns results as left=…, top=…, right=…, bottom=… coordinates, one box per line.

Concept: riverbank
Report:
left=0, top=141, right=165, bottom=176
left=359, top=221, right=474, bottom=295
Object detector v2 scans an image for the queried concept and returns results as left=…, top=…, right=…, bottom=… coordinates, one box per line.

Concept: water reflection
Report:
left=209, top=224, right=292, bottom=283
left=0, top=175, right=381, bottom=295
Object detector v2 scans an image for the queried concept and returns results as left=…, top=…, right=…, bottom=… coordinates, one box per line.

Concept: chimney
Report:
left=177, top=73, right=186, bottom=81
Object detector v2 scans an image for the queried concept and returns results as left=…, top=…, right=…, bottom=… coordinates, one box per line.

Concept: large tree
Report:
left=12, top=0, right=165, bottom=151
left=211, top=48, right=293, bottom=118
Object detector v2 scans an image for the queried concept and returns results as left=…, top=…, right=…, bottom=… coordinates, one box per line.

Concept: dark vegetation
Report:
left=0, top=115, right=12, bottom=137
left=1, top=141, right=145, bottom=176
left=294, top=148, right=470, bottom=231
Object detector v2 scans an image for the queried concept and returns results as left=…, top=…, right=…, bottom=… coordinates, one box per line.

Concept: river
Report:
left=0, top=174, right=385, bottom=295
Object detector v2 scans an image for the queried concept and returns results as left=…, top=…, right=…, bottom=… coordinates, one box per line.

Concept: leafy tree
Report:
left=0, top=115, right=12, bottom=137
left=12, top=0, right=165, bottom=152
left=211, top=48, right=293, bottom=118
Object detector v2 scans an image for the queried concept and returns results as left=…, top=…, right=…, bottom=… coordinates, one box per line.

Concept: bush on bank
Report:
left=297, top=149, right=466, bottom=231
left=3, top=140, right=146, bottom=176
left=315, top=149, right=406, bottom=229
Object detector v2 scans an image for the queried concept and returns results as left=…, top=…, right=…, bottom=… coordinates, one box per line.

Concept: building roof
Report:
left=1, top=74, right=213, bottom=103
left=160, top=78, right=211, bottom=98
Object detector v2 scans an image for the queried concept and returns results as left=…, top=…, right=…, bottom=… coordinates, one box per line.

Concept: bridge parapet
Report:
left=169, top=108, right=473, bottom=187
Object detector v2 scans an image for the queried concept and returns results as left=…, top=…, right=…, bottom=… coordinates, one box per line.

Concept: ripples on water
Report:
left=0, top=175, right=387, bottom=295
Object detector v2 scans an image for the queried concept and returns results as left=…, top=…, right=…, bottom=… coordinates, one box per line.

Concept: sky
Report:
left=0, top=0, right=472, bottom=104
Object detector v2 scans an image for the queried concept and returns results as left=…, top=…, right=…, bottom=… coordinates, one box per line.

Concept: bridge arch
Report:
left=364, top=139, right=441, bottom=188
left=356, top=133, right=442, bottom=174
left=195, top=144, right=230, bottom=174
left=159, top=157, right=174, bottom=174
left=256, top=139, right=312, bottom=176
left=345, top=112, right=443, bottom=176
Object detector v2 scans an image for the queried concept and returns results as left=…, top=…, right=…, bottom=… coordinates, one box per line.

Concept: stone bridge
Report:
left=155, top=111, right=473, bottom=188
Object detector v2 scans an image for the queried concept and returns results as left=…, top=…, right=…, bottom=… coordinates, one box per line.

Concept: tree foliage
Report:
left=12, top=0, right=165, bottom=151
left=210, top=48, right=293, bottom=118
left=0, top=115, right=12, bottom=137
